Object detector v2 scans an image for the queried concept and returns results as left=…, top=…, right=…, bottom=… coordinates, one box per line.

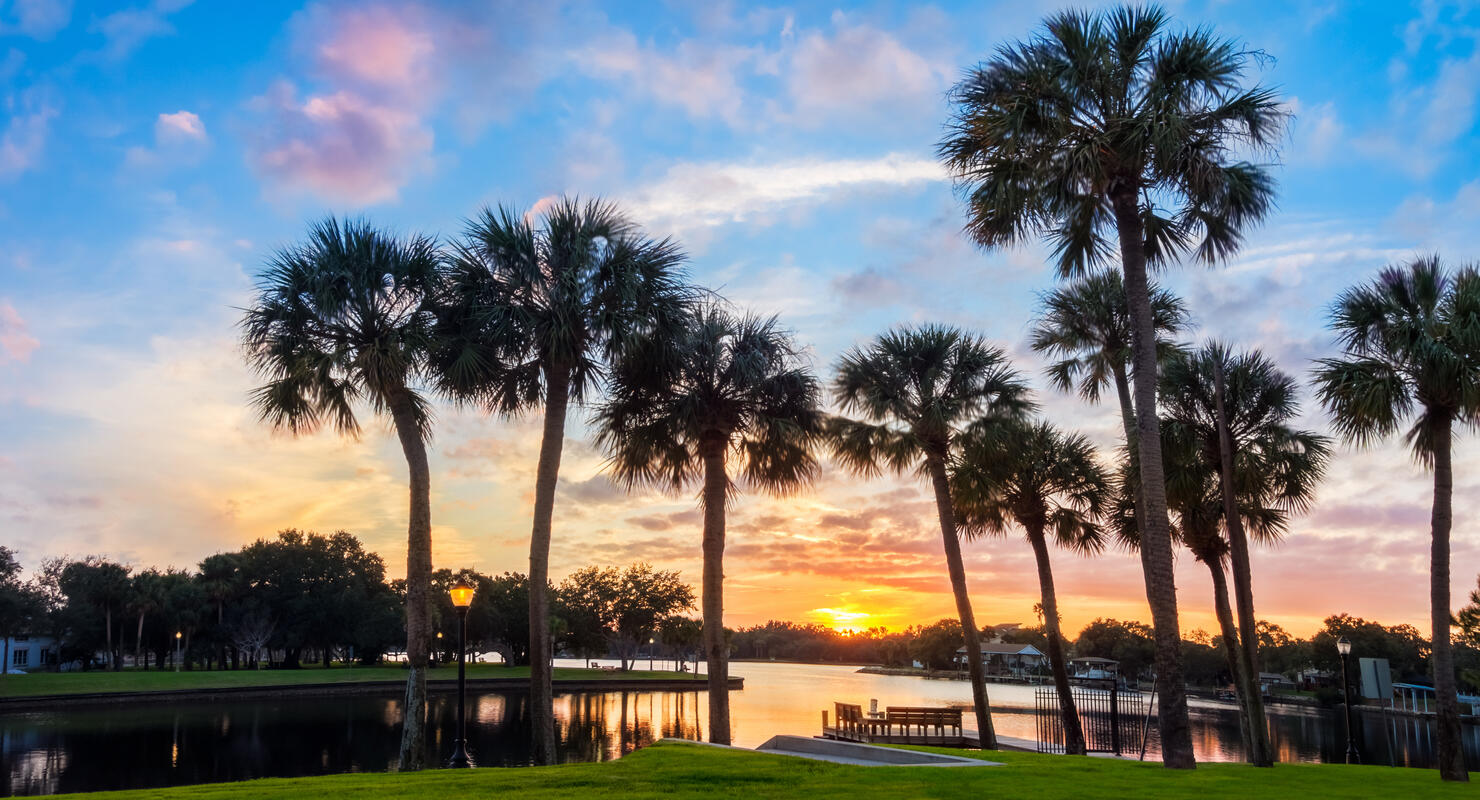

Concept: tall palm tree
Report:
left=594, top=304, right=824, bottom=745
left=953, top=419, right=1109, bottom=756
left=940, top=6, right=1285, bottom=767
left=828, top=324, right=1032, bottom=748
left=198, top=553, right=242, bottom=670
left=1160, top=344, right=1331, bottom=765
left=434, top=198, right=691, bottom=763
left=241, top=217, right=440, bottom=771
left=1313, top=257, right=1480, bottom=782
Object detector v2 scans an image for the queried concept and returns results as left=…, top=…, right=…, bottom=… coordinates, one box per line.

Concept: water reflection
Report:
left=2, top=661, right=1476, bottom=796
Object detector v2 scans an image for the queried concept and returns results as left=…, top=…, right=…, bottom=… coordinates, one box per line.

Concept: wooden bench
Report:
left=885, top=706, right=963, bottom=741
left=833, top=702, right=892, bottom=742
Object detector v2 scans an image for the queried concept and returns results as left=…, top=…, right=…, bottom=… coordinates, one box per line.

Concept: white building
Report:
left=3, top=634, right=61, bottom=674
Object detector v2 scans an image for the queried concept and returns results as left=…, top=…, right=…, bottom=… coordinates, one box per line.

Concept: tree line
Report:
left=0, top=539, right=695, bottom=675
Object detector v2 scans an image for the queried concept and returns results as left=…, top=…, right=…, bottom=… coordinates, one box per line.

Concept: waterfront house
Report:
left=955, top=642, right=1046, bottom=678
left=2, top=634, right=61, bottom=674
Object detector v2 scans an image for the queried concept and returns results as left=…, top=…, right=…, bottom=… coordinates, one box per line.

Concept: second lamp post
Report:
left=1336, top=635, right=1360, bottom=764
left=448, top=580, right=475, bottom=768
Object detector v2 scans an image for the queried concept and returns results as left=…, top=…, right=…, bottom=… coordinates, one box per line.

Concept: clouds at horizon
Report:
left=3, top=0, right=1480, bottom=639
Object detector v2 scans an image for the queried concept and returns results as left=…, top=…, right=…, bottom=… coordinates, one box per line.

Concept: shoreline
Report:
left=0, top=674, right=743, bottom=712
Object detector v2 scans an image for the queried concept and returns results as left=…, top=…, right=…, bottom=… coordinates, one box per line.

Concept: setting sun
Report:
left=811, top=608, right=874, bottom=633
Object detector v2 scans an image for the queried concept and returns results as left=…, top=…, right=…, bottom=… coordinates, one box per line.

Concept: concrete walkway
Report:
left=754, top=735, right=1001, bottom=767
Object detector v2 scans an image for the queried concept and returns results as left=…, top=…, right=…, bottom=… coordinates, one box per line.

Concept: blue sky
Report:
left=2, top=0, right=1479, bottom=635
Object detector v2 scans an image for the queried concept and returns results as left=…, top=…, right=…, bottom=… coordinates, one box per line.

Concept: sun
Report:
left=811, top=607, right=873, bottom=633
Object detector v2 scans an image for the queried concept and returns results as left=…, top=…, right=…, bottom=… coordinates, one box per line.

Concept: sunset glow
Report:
left=1, top=1, right=1478, bottom=645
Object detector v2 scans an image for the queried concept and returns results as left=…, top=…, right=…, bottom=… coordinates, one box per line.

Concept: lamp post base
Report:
left=447, top=741, right=472, bottom=769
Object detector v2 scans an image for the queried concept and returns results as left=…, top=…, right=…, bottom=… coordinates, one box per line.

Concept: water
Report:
left=2, top=660, right=1476, bottom=795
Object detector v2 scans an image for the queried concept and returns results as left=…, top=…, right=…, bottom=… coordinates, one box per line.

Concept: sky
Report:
left=2, top=0, right=1479, bottom=640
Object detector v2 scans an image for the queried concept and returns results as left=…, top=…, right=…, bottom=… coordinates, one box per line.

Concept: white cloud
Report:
left=624, top=153, right=947, bottom=238
left=0, top=93, right=56, bottom=178
left=1353, top=49, right=1480, bottom=177
left=0, top=300, right=38, bottom=363
left=572, top=30, right=757, bottom=125
left=784, top=15, right=949, bottom=125
left=0, top=0, right=71, bottom=39
left=86, top=0, right=194, bottom=62
left=125, top=109, right=209, bottom=168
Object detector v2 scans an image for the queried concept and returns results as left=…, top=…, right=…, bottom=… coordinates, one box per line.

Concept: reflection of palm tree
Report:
left=942, top=7, right=1284, bottom=768
left=828, top=324, right=1032, bottom=748
left=1313, top=257, right=1480, bottom=783
left=241, top=218, right=439, bottom=770
left=435, top=199, right=691, bottom=764
left=955, top=419, right=1109, bottom=756
left=596, top=306, right=823, bottom=745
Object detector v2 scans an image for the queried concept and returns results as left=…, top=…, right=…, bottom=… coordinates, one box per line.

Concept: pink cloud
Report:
left=785, top=16, right=947, bottom=124
left=0, top=301, right=39, bottom=363
left=316, top=5, right=435, bottom=92
left=0, top=94, right=57, bottom=177
left=248, top=82, right=433, bottom=206
left=156, top=109, right=205, bottom=143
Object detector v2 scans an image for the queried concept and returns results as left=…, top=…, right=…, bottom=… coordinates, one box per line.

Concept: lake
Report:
left=2, top=660, right=1476, bottom=795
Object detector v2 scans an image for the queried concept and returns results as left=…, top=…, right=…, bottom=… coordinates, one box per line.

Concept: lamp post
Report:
left=174, top=631, right=181, bottom=673
left=649, top=637, right=655, bottom=671
left=448, top=581, right=475, bottom=768
left=1337, top=635, right=1359, bottom=764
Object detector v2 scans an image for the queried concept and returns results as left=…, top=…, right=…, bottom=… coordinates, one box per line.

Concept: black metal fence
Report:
left=1034, top=685, right=1147, bottom=756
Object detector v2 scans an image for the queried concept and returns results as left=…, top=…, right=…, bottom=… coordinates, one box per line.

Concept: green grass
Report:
left=0, top=664, right=696, bottom=698
left=40, top=740, right=1474, bottom=799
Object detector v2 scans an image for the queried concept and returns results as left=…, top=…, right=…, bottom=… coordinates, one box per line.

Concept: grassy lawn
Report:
left=40, top=740, right=1473, bottom=799
left=0, top=664, right=697, bottom=698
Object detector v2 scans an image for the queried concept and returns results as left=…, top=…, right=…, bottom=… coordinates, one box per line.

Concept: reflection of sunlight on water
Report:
left=8, top=747, right=66, bottom=795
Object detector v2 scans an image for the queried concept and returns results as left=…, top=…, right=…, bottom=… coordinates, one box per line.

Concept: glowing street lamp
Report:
left=448, top=580, right=475, bottom=768
left=649, top=637, right=655, bottom=671
left=174, top=631, right=182, bottom=673
left=1336, top=635, right=1359, bottom=764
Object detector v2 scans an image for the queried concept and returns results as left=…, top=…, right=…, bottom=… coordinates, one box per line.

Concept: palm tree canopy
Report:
left=1031, top=269, right=1191, bottom=401
left=939, top=5, right=1284, bottom=275
left=1312, top=256, right=1480, bottom=464
left=952, top=419, right=1110, bottom=554
left=828, top=324, right=1033, bottom=475
left=435, top=197, right=693, bottom=413
left=594, top=304, right=825, bottom=498
left=1161, top=343, right=1332, bottom=532
left=241, top=217, right=441, bottom=440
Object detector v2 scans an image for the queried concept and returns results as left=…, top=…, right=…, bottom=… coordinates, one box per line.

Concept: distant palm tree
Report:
left=434, top=198, right=691, bottom=763
left=1160, top=344, right=1331, bottom=765
left=594, top=305, right=824, bottom=745
left=953, top=419, right=1110, bottom=756
left=241, top=218, right=440, bottom=771
left=941, top=6, right=1285, bottom=767
left=198, top=553, right=242, bottom=669
left=127, top=570, right=164, bottom=670
left=828, top=324, right=1032, bottom=748
left=1313, top=257, right=1480, bottom=782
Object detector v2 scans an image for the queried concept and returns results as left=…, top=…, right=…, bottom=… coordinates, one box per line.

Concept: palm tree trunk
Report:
left=925, top=452, right=996, bottom=748
left=1204, top=554, right=1254, bottom=760
left=700, top=441, right=731, bottom=744
left=135, top=612, right=145, bottom=671
left=1111, top=186, right=1194, bottom=769
left=1212, top=358, right=1272, bottom=766
left=1429, top=418, right=1467, bottom=782
left=529, top=362, right=572, bottom=766
left=388, top=387, right=433, bottom=772
left=1026, top=526, right=1085, bottom=755
left=106, top=606, right=117, bottom=671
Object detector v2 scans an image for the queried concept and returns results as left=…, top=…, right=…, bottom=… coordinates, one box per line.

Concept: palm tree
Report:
left=594, top=304, right=824, bottom=744
left=953, top=419, right=1109, bottom=756
left=198, top=553, right=242, bottom=669
left=127, top=570, right=164, bottom=669
left=828, top=324, right=1032, bottom=748
left=940, top=6, right=1285, bottom=767
left=241, top=217, right=440, bottom=771
left=434, top=198, right=691, bottom=763
left=1313, top=257, right=1480, bottom=782
left=1160, top=344, right=1331, bottom=765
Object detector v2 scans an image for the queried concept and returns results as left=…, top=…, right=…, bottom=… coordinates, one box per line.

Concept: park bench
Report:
left=833, top=702, right=891, bottom=742
left=885, top=706, right=963, bottom=741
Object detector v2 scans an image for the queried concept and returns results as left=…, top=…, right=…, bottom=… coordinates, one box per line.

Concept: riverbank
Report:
left=0, top=664, right=739, bottom=708
left=42, top=739, right=1472, bottom=799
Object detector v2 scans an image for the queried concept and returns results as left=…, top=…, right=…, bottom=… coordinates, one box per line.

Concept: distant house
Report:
left=955, top=642, right=1046, bottom=677
left=2, top=634, right=61, bottom=674
left=1259, top=671, right=1296, bottom=692
left=1069, top=656, right=1119, bottom=680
